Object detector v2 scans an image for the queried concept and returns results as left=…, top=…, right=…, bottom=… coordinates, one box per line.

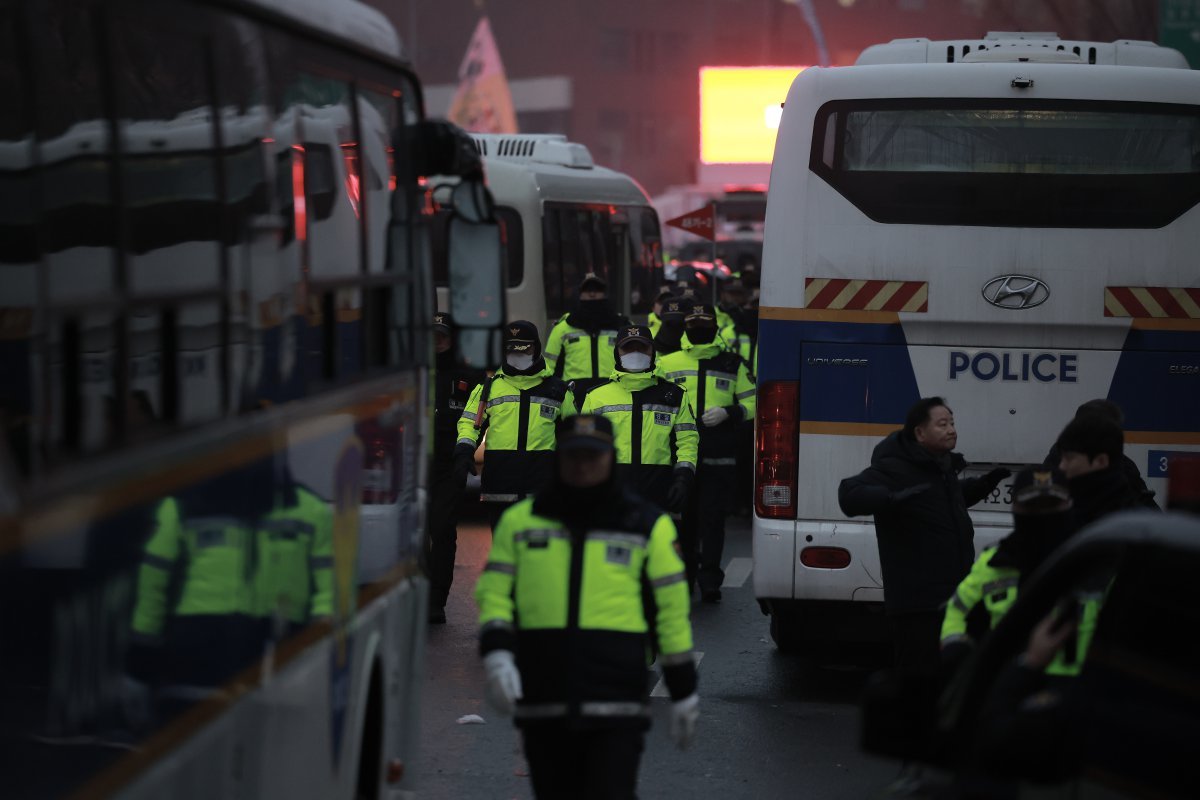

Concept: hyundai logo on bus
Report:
left=981, top=275, right=1050, bottom=310
left=950, top=351, right=1078, bottom=383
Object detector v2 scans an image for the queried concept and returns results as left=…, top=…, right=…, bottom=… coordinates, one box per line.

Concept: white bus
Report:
left=0, top=0, right=502, bottom=796
left=752, top=32, right=1200, bottom=654
left=434, top=134, right=664, bottom=336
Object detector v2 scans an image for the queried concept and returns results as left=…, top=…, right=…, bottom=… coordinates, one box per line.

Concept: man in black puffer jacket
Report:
left=839, top=397, right=1008, bottom=678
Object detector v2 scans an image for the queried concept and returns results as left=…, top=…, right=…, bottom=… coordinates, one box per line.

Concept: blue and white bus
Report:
left=752, top=32, right=1200, bottom=653
left=0, top=0, right=502, bottom=796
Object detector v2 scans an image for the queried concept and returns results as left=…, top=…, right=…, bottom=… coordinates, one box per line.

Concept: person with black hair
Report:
left=425, top=312, right=486, bottom=623
left=543, top=273, right=631, bottom=398
left=455, top=321, right=576, bottom=530
left=839, top=397, right=1009, bottom=677
left=1042, top=399, right=1157, bottom=510
left=1054, top=414, right=1149, bottom=529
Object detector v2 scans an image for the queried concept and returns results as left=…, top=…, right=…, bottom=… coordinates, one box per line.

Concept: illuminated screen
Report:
left=700, top=66, right=806, bottom=164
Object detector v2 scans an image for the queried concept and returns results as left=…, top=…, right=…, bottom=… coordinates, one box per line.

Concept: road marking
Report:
left=650, top=651, right=704, bottom=698
left=722, top=557, right=753, bottom=588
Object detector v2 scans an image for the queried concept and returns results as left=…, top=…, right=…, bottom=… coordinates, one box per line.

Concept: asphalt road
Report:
left=414, top=513, right=900, bottom=799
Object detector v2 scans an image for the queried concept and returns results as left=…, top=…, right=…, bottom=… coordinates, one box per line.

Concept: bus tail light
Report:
left=801, top=546, right=851, bottom=569
left=755, top=381, right=799, bottom=519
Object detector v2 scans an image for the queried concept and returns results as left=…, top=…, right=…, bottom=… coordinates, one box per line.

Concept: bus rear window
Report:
left=810, top=99, right=1200, bottom=228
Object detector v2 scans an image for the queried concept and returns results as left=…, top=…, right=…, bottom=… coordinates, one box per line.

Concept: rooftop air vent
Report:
left=469, top=134, right=595, bottom=169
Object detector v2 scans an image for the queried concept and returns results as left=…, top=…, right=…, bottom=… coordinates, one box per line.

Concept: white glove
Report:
left=700, top=406, right=730, bottom=427
left=483, top=650, right=523, bottom=715
left=669, top=694, right=699, bottom=750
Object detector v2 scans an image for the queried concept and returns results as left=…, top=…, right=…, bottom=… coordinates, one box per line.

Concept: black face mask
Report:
left=654, top=320, right=684, bottom=354
left=686, top=325, right=717, bottom=345
left=435, top=346, right=455, bottom=370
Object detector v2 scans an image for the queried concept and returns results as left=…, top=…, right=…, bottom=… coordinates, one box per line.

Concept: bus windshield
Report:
left=812, top=100, right=1200, bottom=228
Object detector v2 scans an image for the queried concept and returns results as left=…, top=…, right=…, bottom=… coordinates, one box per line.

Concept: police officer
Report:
left=580, top=325, right=698, bottom=513
left=426, top=312, right=485, bottom=624
left=455, top=320, right=576, bottom=529
left=941, top=468, right=1080, bottom=675
left=544, top=273, right=631, bottom=398
left=475, top=414, right=700, bottom=798
left=658, top=303, right=756, bottom=602
left=130, top=458, right=332, bottom=695
left=647, top=286, right=674, bottom=338
left=718, top=279, right=755, bottom=370
left=652, top=295, right=689, bottom=357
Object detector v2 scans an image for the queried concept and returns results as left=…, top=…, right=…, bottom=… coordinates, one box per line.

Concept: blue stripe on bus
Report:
left=759, top=318, right=1200, bottom=435
left=758, top=318, right=919, bottom=426
left=1108, top=329, right=1200, bottom=434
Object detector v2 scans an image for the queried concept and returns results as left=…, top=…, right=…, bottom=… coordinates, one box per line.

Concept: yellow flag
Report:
left=448, top=17, right=518, bottom=134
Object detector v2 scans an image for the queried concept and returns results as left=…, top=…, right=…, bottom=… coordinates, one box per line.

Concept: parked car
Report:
left=862, top=510, right=1200, bottom=799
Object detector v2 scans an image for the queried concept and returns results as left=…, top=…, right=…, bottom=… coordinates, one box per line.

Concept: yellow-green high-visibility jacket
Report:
left=941, top=547, right=1020, bottom=648
left=544, top=312, right=630, bottom=387
left=942, top=545, right=1103, bottom=677
left=131, top=489, right=333, bottom=685
left=580, top=368, right=698, bottom=508
left=456, top=364, right=576, bottom=502
left=475, top=493, right=697, bottom=728
left=720, top=321, right=754, bottom=370
left=658, top=339, right=756, bottom=462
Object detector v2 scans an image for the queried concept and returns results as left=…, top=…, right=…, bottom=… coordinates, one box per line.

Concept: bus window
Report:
left=811, top=99, right=1200, bottom=228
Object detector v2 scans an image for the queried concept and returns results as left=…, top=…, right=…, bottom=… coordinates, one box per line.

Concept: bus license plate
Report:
left=968, top=468, right=1017, bottom=509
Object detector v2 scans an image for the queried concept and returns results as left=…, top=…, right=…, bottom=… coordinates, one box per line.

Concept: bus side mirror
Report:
left=447, top=214, right=503, bottom=370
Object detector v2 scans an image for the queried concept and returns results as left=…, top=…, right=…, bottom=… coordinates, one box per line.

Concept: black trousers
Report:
left=681, top=463, right=733, bottom=593
left=425, top=463, right=463, bottom=611
left=889, top=609, right=944, bottom=679
left=522, top=727, right=644, bottom=800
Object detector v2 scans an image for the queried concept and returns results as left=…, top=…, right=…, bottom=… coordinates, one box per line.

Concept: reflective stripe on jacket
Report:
left=581, top=369, right=699, bottom=507
left=658, top=339, right=755, bottom=461
left=456, top=366, right=577, bottom=499
left=475, top=494, right=696, bottom=727
left=941, top=547, right=1019, bottom=647
left=544, top=315, right=626, bottom=382
left=132, top=489, right=334, bottom=641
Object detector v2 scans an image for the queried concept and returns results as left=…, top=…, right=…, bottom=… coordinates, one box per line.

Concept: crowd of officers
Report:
left=426, top=272, right=759, bottom=794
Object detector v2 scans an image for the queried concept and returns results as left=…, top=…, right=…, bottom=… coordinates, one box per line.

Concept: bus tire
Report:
left=768, top=602, right=807, bottom=655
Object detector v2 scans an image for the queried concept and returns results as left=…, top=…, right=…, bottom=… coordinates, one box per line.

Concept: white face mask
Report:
left=506, top=353, right=535, bottom=371
left=619, top=352, right=652, bottom=372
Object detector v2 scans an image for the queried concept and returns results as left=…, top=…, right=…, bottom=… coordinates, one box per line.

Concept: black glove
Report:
left=981, top=467, right=1012, bottom=491
left=890, top=483, right=930, bottom=504
left=666, top=469, right=695, bottom=512
left=453, top=445, right=478, bottom=486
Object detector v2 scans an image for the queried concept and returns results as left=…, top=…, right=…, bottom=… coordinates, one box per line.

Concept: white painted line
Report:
left=722, top=557, right=753, bottom=589
left=650, top=651, right=704, bottom=697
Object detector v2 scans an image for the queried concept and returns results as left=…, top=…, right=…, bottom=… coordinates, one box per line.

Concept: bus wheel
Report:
left=768, top=602, right=807, bottom=655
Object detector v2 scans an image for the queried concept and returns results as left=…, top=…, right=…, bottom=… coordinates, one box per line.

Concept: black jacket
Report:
left=1068, top=466, right=1151, bottom=530
left=433, top=356, right=486, bottom=467
left=1042, top=445, right=1158, bottom=510
left=838, top=431, right=993, bottom=615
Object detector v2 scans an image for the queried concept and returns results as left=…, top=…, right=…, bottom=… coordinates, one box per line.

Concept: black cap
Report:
left=658, top=297, right=687, bottom=322
left=432, top=312, right=451, bottom=334
left=684, top=303, right=717, bottom=324
left=654, top=286, right=674, bottom=303
left=504, top=320, right=541, bottom=355
left=1011, top=467, right=1071, bottom=513
left=580, top=273, right=607, bottom=293
left=557, top=414, right=615, bottom=452
left=615, top=325, right=654, bottom=351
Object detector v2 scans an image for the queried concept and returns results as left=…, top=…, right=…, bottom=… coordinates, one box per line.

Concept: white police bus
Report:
left=434, top=134, right=664, bottom=335
left=0, top=0, right=502, bottom=796
left=752, top=32, right=1200, bottom=653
